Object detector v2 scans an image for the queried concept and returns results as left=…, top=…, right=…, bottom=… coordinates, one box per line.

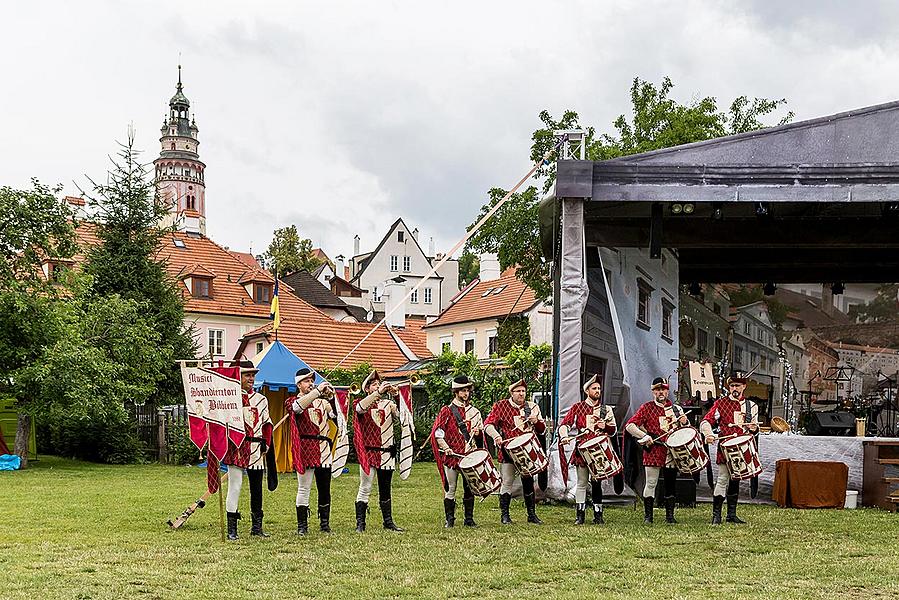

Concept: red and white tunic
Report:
left=223, top=391, right=272, bottom=469
left=354, top=392, right=397, bottom=473
left=559, top=400, right=617, bottom=468
left=484, top=398, right=546, bottom=463
left=626, top=399, right=684, bottom=467
left=285, top=391, right=335, bottom=474
left=430, top=401, right=484, bottom=470
left=702, top=396, right=759, bottom=465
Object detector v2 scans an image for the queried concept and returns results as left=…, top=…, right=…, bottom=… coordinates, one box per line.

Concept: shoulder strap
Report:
left=522, top=401, right=532, bottom=419
left=449, top=404, right=471, bottom=443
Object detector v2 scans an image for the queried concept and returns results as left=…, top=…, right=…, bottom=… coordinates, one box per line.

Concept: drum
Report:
left=719, top=434, right=763, bottom=480
left=504, top=432, right=548, bottom=476
left=458, top=449, right=501, bottom=497
left=665, top=427, right=709, bottom=474
left=577, top=434, right=623, bottom=481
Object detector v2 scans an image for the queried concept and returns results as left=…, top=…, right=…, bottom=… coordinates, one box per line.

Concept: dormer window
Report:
left=254, top=283, right=273, bottom=304
left=192, top=277, right=212, bottom=298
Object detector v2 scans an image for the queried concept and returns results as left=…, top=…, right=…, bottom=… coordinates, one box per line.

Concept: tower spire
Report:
left=177, top=63, right=182, bottom=91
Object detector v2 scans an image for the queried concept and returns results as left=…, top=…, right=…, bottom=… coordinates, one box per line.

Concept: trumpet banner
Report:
left=331, top=387, right=350, bottom=478
left=397, top=383, right=415, bottom=480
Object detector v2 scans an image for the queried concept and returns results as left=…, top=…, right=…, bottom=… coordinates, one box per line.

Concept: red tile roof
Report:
left=228, top=250, right=261, bottom=269
left=424, top=267, right=540, bottom=328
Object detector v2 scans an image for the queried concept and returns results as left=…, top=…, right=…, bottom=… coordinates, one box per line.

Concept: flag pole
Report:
left=209, top=421, right=225, bottom=542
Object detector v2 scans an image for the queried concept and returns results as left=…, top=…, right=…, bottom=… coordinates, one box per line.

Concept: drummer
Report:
left=625, top=377, right=688, bottom=525
left=557, top=374, right=618, bottom=525
left=699, top=371, right=759, bottom=525
left=485, top=378, right=546, bottom=525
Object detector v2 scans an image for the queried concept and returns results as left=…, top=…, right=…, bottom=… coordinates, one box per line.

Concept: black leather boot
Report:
left=355, top=501, right=367, bottom=533
left=664, top=496, right=677, bottom=524
left=226, top=511, right=240, bottom=541
left=380, top=499, right=404, bottom=531
left=711, top=495, right=724, bottom=525
left=643, top=497, right=654, bottom=524
left=250, top=510, right=269, bottom=537
left=726, top=494, right=745, bottom=524
left=296, top=506, right=309, bottom=536
left=524, top=492, right=542, bottom=524
left=592, top=503, right=605, bottom=524
left=463, top=497, right=477, bottom=527
left=444, top=498, right=456, bottom=528
left=574, top=503, right=586, bottom=525
left=319, top=502, right=332, bottom=533
left=499, top=493, right=512, bottom=525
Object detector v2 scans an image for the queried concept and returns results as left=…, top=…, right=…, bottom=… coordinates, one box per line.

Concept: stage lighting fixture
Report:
left=688, top=282, right=702, bottom=296
left=711, top=203, right=724, bottom=220
left=763, top=282, right=777, bottom=296
left=671, top=203, right=683, bottom=214
left=832, top=282, right=845, bottom=295
left=682, top=203, right=695, bottom=214
left=755, top=202, right=770, bottom=217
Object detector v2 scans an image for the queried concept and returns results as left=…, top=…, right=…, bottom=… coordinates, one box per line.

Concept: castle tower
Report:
left=155, top=65, right=207, bottom=235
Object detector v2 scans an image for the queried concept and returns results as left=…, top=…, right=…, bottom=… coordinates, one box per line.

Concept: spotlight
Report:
left=689, top=282, right=702, bottom=296
left=682, top=203, right=695, bottom=214
left=671, top=203, right=683, bottom=214
left=755, top=202, right=770, bottom=217
left=711, top=203, right=724, bottom=220
left=832, top=282, right=845, bottom=295
left=883, top=202, right=899, bottom=218
left=763, top=282, right=777, bottom=296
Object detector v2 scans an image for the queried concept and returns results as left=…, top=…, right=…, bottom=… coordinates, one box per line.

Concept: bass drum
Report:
left=504, top=432, right=548, bottom=477
left=458, top=449, right=502, bottom=497
left=665, top=427, right=709, bottom=474
left=720, top=434, right=763, bottom=481
left=577, top=434, right=623, bottom=482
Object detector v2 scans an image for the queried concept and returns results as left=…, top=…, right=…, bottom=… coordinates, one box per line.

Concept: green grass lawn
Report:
left=1, top=457, right=897, bottom=600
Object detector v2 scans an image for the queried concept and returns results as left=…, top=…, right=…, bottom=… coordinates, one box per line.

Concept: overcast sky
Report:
left=3, top=0, right=899, bottom=260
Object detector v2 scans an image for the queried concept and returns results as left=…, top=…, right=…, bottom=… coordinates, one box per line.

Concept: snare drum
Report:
left=577, top=434, right=623, bottom=481
left=504, top=432, right=548, bottom=477
left=665, top=427, right=709, bottom=474
left=458, top=449, right=502, bottom=497
left=719, top=434, right=763, bottom=480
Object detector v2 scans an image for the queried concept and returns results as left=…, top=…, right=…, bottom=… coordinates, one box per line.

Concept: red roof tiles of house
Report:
left=228, top=250, right=261, bottom=269
left=424, top=267, right=539, bottom=328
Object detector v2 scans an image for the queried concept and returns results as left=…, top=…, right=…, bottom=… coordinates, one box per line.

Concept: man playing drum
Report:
left=625, top=377, right=688, bottom=524
left=557, top=374, right=618, bottom=525
left=484, top=378, right=546, bottom=525
left=430, top=375, right=485, bottom=528
left=352, top=369, right=404, bottom=533
left=699, top=371, right=759, bottom=525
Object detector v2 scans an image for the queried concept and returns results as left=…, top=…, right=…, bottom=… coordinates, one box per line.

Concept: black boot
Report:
left=226, top=511, right=240, bottom=541
left=463, top=497, right=477, bottom=527
left=355, top=501, right=367, bottom=533
left=711, top=495, right=724, bottom=525
left=444, top=498, right=456, bottom=528
left=726, top=494, right=745, bottom=524
left=574, top=503, right=586, bottom=525
left=296, top=506, right=309, bottom=536
left=524, top=492, right=542, bottom=525
left=499, top=493, right=512, bottom=525
left=250, top=510, right=269, bottom=537
left=664, top=496, right=677, bottom=524
left=643, top=497, right=654, bottom=524
left=380, top=499, right=404, bottom=532
left=319, top=502, right=332, bottom=533
left=592, top=503, right=605, bottom=524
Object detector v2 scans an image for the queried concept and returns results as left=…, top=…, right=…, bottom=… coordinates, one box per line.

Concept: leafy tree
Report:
left=468, top=76, right=793, bottom=300
left=457, top=249, right=480, bottom=287
left=264, top=225, right=323, bottom=276
left=849, top=284, right=899, bottom=323
left=497, top=315, right=531, bottom=355
left=726, top=284, right=790, bottom=328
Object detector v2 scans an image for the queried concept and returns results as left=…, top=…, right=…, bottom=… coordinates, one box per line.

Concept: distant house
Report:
left=731, top=301, right=781, bottom=411
left=281, top=269, right=365, bottom=322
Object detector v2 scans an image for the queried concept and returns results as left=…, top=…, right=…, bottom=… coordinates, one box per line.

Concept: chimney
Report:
left=353, top=235, right=360, bottom=256
left=335, top=255, right=345, bottom=280
left=821, top=283, right=835, bottom=316
left=384, top=277, right=407, bottom=329
left=479, top=253, right=501, bottom=282
left=429, top=237, right=435, bottom=257
left=412, top=227, right=419, bottom=241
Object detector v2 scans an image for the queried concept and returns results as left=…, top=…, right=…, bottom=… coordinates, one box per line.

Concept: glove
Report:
left=638, top=434, right=652, bottom=446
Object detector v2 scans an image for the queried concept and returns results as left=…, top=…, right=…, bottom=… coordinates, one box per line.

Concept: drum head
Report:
left=666, top=428, right=696, bottom=446
left=579, top=434, right=607, bottom=449
left=721, top=434, right=753, bottom=447
left=458, top=449, right=488, bottom=468
left=505, top=433, right=533, bottom=450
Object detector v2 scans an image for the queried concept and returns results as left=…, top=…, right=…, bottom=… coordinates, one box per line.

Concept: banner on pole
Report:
left=182, top=365, right=245, bottom=460
left=687, top=361, right=717, bottom=401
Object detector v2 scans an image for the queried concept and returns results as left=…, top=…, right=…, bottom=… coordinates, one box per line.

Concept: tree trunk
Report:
left=14, top=413, right=31, bottom=469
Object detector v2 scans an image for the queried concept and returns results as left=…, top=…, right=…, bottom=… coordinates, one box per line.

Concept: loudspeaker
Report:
left=655, top=473, right=697, bottom=507
left=806, top=411, right=856, bottom=436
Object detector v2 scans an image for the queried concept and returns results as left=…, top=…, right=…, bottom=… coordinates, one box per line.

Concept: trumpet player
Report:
left=699, top=371, right=759, bottom=525
left=485, top=378, right=545, bottom=525
left=285, top=367, right=336, bottom=535
left=353, top=370, right=404, bottom=533
left=429, top=375, right=484, bottom=528
left=625, top=377, right=688, bottom=524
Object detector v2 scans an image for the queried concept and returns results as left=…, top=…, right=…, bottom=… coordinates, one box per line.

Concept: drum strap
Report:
left=449, top=404, right=471, bottom=444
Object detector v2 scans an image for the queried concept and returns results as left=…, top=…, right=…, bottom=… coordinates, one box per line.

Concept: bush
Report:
left=167, top=423, right=202, bottom=465
left=43, top=410, right=144, bottom=464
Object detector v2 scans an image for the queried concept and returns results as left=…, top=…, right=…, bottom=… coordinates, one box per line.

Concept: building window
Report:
left=757, top=327, right=764, bottom=342
left=208, top=329, right=224, bottom=357
left=750, top=351, right=758, bottom=368
left=372, top=286, right=382, bottom=302
left=398, top=231, right=404, bottom=242
left=255, top=341, right=264, bottom=355
left=761, top=355, right=767, bottom=371
left=661, top=300, right=674, bottom=341
left=713, top=303, right=721, bottom=316
left=410, top=289, right=418, bottom=303
left=254, top=284, right=272, bottom=304
left=735, top=346, right=743, bottom=366
left=698, top=329, right=709, bottom=355
left=439, top=336, right=452, bottom=353
left=389, top=255, right=398, bottom=272
left=463, top=338, right=475, bottom=354
left=715, top=336, right=723, bottom=358
left=192, top=278, right=211, bottom=298
left=403, top=256, right=411, bottom=272
left=636, top=279, right=652, bottom=329
left=743, top=321, right=751, bottom=335
left=488, top=335, right=499, bottom=356
left=424, top=287, right=432, bottom=304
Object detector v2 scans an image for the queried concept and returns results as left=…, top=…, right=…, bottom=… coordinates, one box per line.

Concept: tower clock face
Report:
left=679, top=320, right=695, bottom=348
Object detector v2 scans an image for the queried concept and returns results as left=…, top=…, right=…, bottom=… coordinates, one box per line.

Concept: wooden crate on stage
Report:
left=862, top=440, right=899, bottom=512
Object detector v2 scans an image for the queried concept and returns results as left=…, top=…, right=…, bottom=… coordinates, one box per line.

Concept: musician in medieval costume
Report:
left=625, top=377, right=688, bottom=524
left=353, top=369, right=404, bottom=533
left=286, top=367, right=336, bottom=535
left=557, top=374, right=618, bottom=525
left=699, top=371, right=759, bottom=525
left=484, top=378, right=545, bottom=525
left=223, top=361, right=273, bottom=540
left=430, top=375, right=485, bottom=528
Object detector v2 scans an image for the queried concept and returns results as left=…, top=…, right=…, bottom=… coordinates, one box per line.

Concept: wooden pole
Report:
left=208, top=421, right=225, bottom=542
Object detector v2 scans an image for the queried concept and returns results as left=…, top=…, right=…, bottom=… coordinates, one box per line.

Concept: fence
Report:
left=131, top=402, right=188, bottom=463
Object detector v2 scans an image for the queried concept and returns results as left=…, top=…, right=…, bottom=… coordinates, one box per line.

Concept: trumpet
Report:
left=317, top=381, right=335, bottom=400
left=350, top=374, right=420, bottom=396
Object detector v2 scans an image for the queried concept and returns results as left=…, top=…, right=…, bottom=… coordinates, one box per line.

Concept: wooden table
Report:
left=772, top=459, right=849, bottom=508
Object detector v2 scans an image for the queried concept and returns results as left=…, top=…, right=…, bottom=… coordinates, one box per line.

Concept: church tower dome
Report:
left=154, top=65, right=207, bottom=235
